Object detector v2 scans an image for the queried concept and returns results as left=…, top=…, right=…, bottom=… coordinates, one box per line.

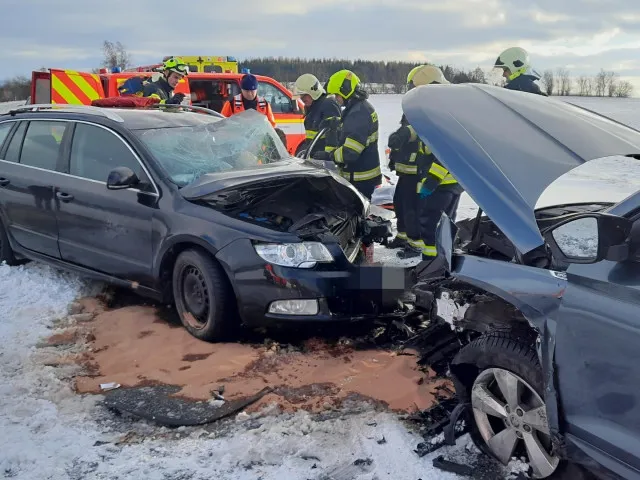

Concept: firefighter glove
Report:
left=418, top=179, right=433, bottom=199
left=166, top=93, right=185, bottom=105
left=388, top=126, right=411, bottom=149
left=312, top=151, right=331, bottom=161
left=320, top=116, right=340, bottom=131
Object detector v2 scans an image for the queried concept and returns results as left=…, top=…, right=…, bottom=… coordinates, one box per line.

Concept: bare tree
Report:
left=594, top=69, right=608, bottom=96
left=605, top=71, right=617, bottom=97
left=576, top=75, right=588, bottom=96
left=556, top=67, right=571, bottom=95
left=615, top=80, right=634, bottom=98
left=541, top=69, right=555, bottom=95
left=585, top=77, right=594, bottom=96
left=102, top=40, right=132, bottom=71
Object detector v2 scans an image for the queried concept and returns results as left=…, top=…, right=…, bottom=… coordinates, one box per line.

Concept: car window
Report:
left=258, top=81, right=293, bottom=114
left=20, top=120, right=69, bottom=171
left=3, top=121, right=27, bottom=163
left=70, top=123, right=143, bottom=184
left=0, top=122, right=13, bottom=152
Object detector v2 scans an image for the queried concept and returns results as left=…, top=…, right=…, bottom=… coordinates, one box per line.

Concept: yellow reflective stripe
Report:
left=422, top=244, right=437, bottom=256
left=371, top=111, right=378, bottom=123
left=325, top=146, right=336, bottom=152
left=396, top=232, right=407, bottom=239
left=306, top=130, right=318, bottom=140
left=409, top=239, right=424, bottom=248
left=409, top=152, right=417, bottom=163
left=395, top=163, right=417, bottom=174
left=419, top=142, right=432, bottom=154
left=417, top=178, right=425, bottom=193
left=334, top=147, right=344, bottom=164
left=65, top=71, right=102, bottom=101
left=407, top=125, right=417, bottom=142
left=441, top=174, right=458, bottom=184
left=366, top=131, right=378, bottom=145
left=344, top=137, right=365, bottom=153
left=340, top=166, right=381, bottom=181
left=429, top=163, right=448, bottom=180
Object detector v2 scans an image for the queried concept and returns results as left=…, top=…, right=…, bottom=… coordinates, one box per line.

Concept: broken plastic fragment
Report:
left=100, top=382, right=120, bottom=391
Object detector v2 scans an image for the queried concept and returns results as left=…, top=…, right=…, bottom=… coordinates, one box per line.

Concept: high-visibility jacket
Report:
left=387, top=114, right=423, bottom=176
left=221, top=94, right=277, bottom=128
left=327, top=94, right=381, bottom=184
left=416, top=143, right=462, bottom=194
left=142, top=77, right=175, bottom=103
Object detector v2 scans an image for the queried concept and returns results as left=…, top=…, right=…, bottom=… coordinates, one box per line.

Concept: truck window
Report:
left=258, top=81, right=293, bottom=114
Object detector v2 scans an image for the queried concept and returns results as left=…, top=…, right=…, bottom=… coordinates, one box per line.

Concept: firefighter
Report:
left=411, top=66, right=464, bottom=261
left=385, top=65, right=429, bottom=252
left=292, top=73, right=342, bottom=156
left=221, top=74, right=277, bottom=128
left=312, top=70, right=381, bottom=199
left=494, top=47, right=547, bottom=96
left=142, top=56, right=189, bottom=104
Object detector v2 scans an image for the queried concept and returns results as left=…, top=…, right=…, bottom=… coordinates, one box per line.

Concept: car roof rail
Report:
left=6, top=104, right=125, bottom=123
left=143, top=104, right=225, bottom=118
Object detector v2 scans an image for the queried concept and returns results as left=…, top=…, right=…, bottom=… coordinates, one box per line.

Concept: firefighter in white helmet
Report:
left=293, top=73, right=342, bottom=156
left=494, top=47, right=547, bottom=96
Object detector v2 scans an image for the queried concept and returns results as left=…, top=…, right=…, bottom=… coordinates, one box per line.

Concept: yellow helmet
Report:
left=162, top=56, right=189, bottom=76
left=494, top=47, right=530, bottom=74
left=412, top=65, right=450, bottom=86
left=326, top=69, right=361, bottom=99
left=407, top=65, right=427, bottom=85
left=293, top=73, right=325, bottom=101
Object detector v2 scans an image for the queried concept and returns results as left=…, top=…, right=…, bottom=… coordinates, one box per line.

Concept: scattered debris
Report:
left=102, top=384, right=272, bottom=427
left=432, top=455, right=474, bottom=476
left=353, top=458, right=373, bottom=466
left=376, top=436, right=386, bottom=444
left=99, top=382, right=120, bottom=391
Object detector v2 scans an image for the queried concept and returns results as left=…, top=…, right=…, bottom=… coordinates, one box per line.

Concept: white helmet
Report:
left=412, top=65, right=450, bottom=86
left=494, top=47, right=530, bottom=73
left=293, top=73, right=325, bottom=101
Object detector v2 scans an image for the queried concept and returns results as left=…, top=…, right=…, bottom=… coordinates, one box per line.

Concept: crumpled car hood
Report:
left=402, top=83, right=640, bottom=254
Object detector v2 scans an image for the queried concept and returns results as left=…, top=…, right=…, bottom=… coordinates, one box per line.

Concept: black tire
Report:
left=451, top=332, right=586, bottom=479
left=0, top=218, right=18, bottom=266
left=172, top=248, right=236, bottom=342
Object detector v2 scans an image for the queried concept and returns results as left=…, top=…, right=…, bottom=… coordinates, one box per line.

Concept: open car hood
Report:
left=180, top=159, right=364, bottom=203
left=402, top=83, right=640, bottom=254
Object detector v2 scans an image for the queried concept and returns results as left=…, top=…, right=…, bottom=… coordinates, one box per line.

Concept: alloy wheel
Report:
left=180, top=265, right=210, bottom=328
left=471, top=367, right=560, bottom=478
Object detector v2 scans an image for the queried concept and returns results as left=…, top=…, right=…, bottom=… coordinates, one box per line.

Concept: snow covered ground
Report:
left=1, top=94, right=640, bottom=479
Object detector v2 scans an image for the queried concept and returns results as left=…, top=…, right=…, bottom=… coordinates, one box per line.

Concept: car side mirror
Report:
left=544, top=212, right=631, bottom=264
left=107, top=166, right=140, bottom=190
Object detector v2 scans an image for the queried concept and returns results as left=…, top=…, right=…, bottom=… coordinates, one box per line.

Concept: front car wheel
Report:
left=452, top=333, right=562, bottom=479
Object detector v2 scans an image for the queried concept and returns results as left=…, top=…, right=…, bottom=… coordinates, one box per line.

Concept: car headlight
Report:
left=253, top=242, right=334, bottom=268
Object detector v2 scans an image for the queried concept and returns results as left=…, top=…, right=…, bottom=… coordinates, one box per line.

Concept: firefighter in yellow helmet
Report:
left=412, top=65, right=463, bottom=261
left=386, top=65, right=429, bottom=252
left=142, top=56, right=189, bottom=104
left=293, top=73, right=342, bottom=157
left=312, top=69, right=381, bottom=199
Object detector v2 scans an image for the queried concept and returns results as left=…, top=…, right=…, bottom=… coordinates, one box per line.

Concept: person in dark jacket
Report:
left=494, top=47, right=547, bottom=96
left=386, top=65, right=430, bottom=251
left=142, top=56, right=189, bottom=104
left=312, top=70, right=381, bottom=199
left=293, top=73, right=342, bottom=156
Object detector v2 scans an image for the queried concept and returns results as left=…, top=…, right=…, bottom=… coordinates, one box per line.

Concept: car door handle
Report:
left=0, top=177, right=9, bottom=187
left=56, top=191, right=74, bottom=202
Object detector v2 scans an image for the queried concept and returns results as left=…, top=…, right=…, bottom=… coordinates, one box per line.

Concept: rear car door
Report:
left=0, top=119, right=71, bottom=258
left=54, top=121, right=157, bottom=283
left=551, top=217, right=640, bottom=477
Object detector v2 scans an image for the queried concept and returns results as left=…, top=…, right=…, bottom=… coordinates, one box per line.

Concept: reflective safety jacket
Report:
left=327, top=93, right=381, bottom=183
left=221, top=94, right=277, bottom=128
left=302, top=94, right=342, bottom=153
left=387, top=114, right=423, bottom=176
left=416, top=143, right=462, bottom=194
left=142, top=77, right=174, bottom=103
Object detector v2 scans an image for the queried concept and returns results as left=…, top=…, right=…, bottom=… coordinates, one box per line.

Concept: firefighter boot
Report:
left=387, top=235, right=409, bottom=249
left=397, top=245, right=422, bottom=259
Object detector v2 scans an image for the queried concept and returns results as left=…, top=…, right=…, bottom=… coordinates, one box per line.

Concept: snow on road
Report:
left=1, top=94, right=639, bottom=479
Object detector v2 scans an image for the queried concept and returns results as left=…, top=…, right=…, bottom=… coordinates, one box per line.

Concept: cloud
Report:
left=2, top=0, right=640, bottom=94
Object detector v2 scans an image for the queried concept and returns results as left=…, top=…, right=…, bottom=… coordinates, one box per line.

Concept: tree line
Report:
left=0, top=40, right=634, bottom=100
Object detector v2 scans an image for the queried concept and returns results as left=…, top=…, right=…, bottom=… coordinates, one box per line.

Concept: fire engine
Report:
left=28, top=60, right=306, bottom=155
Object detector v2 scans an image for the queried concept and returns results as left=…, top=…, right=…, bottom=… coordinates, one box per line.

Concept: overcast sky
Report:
left=4, top=0, right=640, bottom=92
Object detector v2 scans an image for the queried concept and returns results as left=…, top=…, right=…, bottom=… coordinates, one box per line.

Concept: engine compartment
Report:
left=454, top=202, right=612, bottom=266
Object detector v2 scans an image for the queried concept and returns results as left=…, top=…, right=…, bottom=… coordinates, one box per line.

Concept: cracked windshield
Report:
left=135, top=109, right=288, bottom=186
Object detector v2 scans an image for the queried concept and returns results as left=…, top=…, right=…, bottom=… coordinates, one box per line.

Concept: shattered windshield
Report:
left=134, top=110, right=289, bottom=187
